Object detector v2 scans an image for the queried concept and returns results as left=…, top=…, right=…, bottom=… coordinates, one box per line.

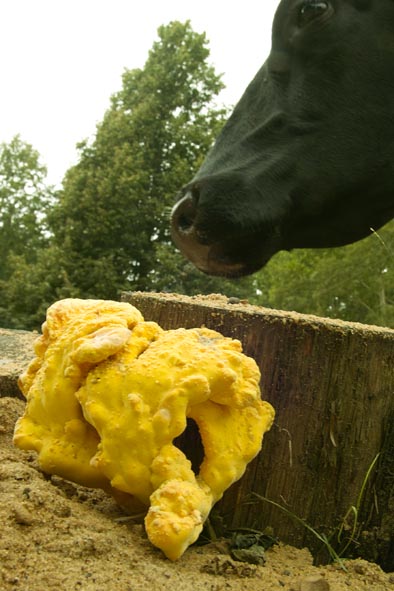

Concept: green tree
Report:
left=0, top=135, right=53, bottom=280
left=52, top=21, right=235, bottom=298
left=0, top=247, right=71, bottom=330
left=0, top=136, right=60, bottom=329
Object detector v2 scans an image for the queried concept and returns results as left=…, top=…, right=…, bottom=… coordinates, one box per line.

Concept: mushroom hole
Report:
left=173, top=418, right=204, bottom=475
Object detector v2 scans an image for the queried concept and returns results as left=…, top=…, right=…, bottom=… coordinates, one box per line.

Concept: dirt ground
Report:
left=1, top=396, right=393, bottom=591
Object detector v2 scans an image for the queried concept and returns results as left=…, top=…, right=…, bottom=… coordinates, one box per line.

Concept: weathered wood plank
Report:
left=122, top=292, right=394, bottom=570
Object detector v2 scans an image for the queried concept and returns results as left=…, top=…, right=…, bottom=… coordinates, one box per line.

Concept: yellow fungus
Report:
left=14, top=298, right=275, bottom=560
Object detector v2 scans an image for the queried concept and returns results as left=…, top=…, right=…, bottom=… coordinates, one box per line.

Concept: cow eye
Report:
left=298, top=0, right=330, bottom=27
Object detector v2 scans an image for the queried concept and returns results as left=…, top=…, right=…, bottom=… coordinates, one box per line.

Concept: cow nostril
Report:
left=178, top=212, right=194, bottom=233
left=173, top=190, right=199, bottom=234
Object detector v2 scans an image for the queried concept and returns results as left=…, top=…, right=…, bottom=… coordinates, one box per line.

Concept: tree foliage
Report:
left=0, top=136, right=58, bottom=328
left=51, top=20, right=237, bottom=298
left=1, top=22, right=255, bottom=330
left=0, top=136, right=53, bottom=279
left=255, top=221, right=394, bottom=327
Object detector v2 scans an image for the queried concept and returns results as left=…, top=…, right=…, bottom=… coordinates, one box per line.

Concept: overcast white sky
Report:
left=0, top=0, right=279, bottom=186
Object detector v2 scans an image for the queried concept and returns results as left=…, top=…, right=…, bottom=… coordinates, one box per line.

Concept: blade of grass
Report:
left=252, top=493, right=347, bottom=571
left=337, top=453, right=380, bottom=555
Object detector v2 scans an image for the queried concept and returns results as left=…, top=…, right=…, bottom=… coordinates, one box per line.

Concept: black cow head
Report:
left=171, top=0, right=394, bottom=276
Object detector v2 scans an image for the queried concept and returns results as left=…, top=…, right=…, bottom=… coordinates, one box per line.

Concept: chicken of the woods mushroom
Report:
left=14, top=298, right=275, bottom=560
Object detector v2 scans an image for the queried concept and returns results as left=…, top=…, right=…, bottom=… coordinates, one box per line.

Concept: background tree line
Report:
left=1, top=21, right=394, bottom=331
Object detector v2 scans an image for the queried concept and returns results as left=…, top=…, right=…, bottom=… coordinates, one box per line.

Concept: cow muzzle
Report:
left=171, top=190, right=282, bottom=277
left=171, top=191, right=242, bottom=276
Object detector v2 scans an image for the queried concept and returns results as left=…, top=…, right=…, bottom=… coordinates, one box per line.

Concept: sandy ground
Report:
left=1, top=396, right=393, bottom=591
